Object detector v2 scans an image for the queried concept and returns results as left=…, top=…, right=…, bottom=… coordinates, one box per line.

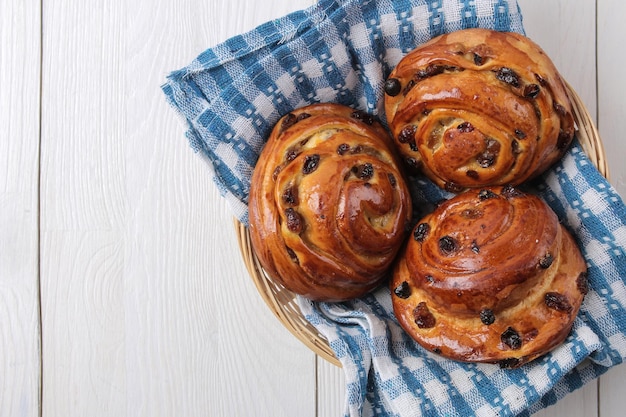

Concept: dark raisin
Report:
left=439, top=236, right=459, bottom=255
left=471, top=240, right=481, bottom=254
left=398, top=125, right=417, bottom=144
left=432, top=347, right=442, bottom=354
left=393, top=281, right=411, bottom=299
left=285, top=208, right=303, bottom=233
left=480, top=308, right=495, bottom=325
left=351, top=110, right=375, bottom=125
left=496, top=67, right=521, bottom=88
left=444, top=182, right=464, bottom=193
left=466, top=170, right=479, bottom=180
left=557, top=130, right=572, bottom=149
left=337, top=143, right=350, bottom=155
left=286, top=247, right=299, bottom=264
left=476, top=138, right=500, bottom=168
left=272, top=165, right=283, bottom=181
left=406, top=157, right=421, bottom=170
left=281, top=113, right=298, bottom=131
left=302, top=154, right=320, bottom=174
left=500, top=184, right=523, bottom=199
left=477, top=153, right=495, bottom=168
left=353, top=163, right=374, bottom=180
left=553, top=102, right=567, bottom=116
left=524, top=84, right=541, bottom=99
left=515, top=129, right=527, bottom=139
left=387, top=173, right=397, bottom=188
left=413, top=302, right=436, bottom=328
left=285, top=148, right=300, bottom=162
left=499, top=358, right=521, bottom=369
left=512, top=139, right=521, bottom=155
left=417, top=64, right=445, bottom=80
left=535, top=73, right=547, bottom=86
left=478, top=189, right=499, bottom=200
left=577, top=272, right=589, bottom=295
left=461, top=209, right=483, bottom=219
left=282, top=186, right=298, bottom=206
left=457, top=122, right=474, bottom=132
left=501, top=327, right=522, bottom=350
left=351, top=145, right=363, bottom=154
left=473, top=53, right=484, bottom=66
left=403, top=79, right=416, bottom=95
left=384, top=78, right=402, bottom=96
left=297, top=112, right=311, bottom=121
left=539, top=253, right=554, bottom=269
left=545, top=292, right=573, bottom=313
left=413, top=223, right=430, bottom=242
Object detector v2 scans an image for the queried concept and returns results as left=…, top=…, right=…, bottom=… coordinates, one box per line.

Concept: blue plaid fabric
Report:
left=162, top=0, right=524, bottom=224
left=300, top=141, right=626, bottom=416
left=162, top=0, right=626, bottom=415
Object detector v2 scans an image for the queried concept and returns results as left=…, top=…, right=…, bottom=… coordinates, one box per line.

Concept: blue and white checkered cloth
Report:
left=162, top=0, right=626, bottom=415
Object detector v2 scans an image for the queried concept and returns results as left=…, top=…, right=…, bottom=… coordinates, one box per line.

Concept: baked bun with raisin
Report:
left=249, top=103, right=413, bottom=302
left=383, top=28, right=575, bottom=192
left=390, top=186, right=587, bottom=368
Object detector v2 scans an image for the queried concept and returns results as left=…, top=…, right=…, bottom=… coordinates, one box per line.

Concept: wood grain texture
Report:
left=598, top=0, right=626, bottom=197
left=0, top=0, right=42, bottom=416
left=597, top=0, right=626, bottom=416
left=40, top=0, right=317, bottom=416
left=317, top=357, right=345, bottom=417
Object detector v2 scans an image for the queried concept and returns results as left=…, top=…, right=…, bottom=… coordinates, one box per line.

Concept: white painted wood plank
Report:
left=39, top=1, right=128, bottom=414
left=317, top=357, right=345, bottom=417
left=598, top=0, right=626, bottom=197
left=40, top=0, right=317, bottom=416
left=599, top=364, right=626, bottom=417
left=0, top=0, right=42, bottom=416
left=597, top=1, right=626, bottom=416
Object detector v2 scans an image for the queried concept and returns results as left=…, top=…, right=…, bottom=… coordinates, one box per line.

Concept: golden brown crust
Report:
left=383, top=28, right=575, bottom=191
left=248, top=103, right=413, bottom=301
left=390, top=186, right=587, bottom=368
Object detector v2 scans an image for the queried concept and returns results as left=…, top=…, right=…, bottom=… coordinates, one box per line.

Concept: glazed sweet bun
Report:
left=383, top=28, right=575, bottom=192
left=390, top=186, right=588, bottom=368
left=248, top=103, right=413, bottom=302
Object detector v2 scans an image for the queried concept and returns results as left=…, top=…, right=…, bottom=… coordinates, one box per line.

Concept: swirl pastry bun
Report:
left=390, top=186, right=588, bottom=368
left=383, top=28, right=575, bottom=191
left=249, top=103, right=413, bottom=301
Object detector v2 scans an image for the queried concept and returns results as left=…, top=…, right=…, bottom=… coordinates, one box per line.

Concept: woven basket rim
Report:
left=235, top=82, right=608, bottom=368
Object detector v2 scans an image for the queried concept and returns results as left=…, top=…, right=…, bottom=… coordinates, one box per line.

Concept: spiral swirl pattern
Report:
left=249, top=103, right=412, bottom=301
left=391, top=187, right=587, bottom=367
left=384, top=28, right=575, bottom=191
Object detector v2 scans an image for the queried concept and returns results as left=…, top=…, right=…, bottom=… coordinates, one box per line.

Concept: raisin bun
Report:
left=383, top=28, right=575, bottom=192
left=390, top=186, right=588, bottom=368
left=248, top=103, right=413, bottom=302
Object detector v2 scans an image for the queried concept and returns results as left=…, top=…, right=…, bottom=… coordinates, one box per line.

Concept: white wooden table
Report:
left=2, top=0, right=625, bottom=416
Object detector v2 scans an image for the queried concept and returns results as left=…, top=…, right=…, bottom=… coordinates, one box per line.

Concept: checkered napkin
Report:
left=300, top=145, right=626, bottom=416
left=162, top=0, right=626, bottom=416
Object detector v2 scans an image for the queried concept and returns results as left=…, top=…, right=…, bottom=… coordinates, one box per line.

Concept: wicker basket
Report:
left=235, top=83, right=609, bottom=368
